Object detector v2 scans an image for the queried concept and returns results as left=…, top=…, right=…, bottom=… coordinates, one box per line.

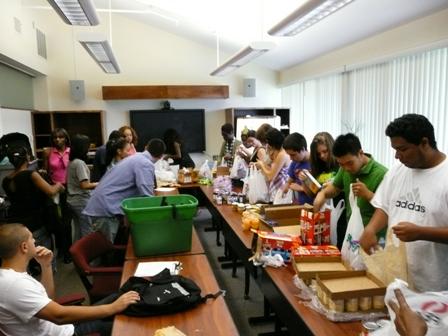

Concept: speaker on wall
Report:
left=69, top=80, right=85, bottom=102
left=243, top=78, right=256, bottom=97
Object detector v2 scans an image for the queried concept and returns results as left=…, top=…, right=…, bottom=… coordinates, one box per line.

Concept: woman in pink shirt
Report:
left=43, top=128, right=72, bottom=263
left=44, top=128, right=71, bottom=184
left=119, top=125, right=138, bottom=155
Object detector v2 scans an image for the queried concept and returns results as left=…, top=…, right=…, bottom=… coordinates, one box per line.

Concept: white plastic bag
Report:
left=198, top=160, right=212, bottom=179
left=247, top=166, right=269, bottom=204
left=229, top=155, right=248, bottom=180
left=272, top=188, right=293, bottom=205
left=328, top=199, right=345, bottom=246
left=370, top=279, right=448, bottom=336
left=341, top=186, right=365, bottom=270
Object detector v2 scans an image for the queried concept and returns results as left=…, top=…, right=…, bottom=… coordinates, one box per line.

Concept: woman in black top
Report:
left=2, top=147, right=64, bottom=242
left=163, top=128, right=195, bottom=168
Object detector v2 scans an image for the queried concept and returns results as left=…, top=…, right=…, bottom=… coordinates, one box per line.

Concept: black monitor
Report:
left=130, top=109, right=205, bottom=153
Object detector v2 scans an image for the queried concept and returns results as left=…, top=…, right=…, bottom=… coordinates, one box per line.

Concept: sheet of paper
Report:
left=134, top=261, right=180, bottom=277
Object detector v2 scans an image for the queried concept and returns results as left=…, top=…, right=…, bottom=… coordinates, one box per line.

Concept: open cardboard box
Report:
left=262, top=204, right=312, bottom=219
left=316, top=271, right=387, bottom=313
left=259, top=217, right=299, bottom=231
left=293, top=255, right=349, bottom=285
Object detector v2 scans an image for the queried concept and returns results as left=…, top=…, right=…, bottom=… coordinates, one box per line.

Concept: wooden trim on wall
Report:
left=102, top=85, right=229, bottom=100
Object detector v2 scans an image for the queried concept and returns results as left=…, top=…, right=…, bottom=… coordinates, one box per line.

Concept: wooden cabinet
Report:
left=225, top=107, right=290, bottom=136
left=32, top=110, right=104, bottom=156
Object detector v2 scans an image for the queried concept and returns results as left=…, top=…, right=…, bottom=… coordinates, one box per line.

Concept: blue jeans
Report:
left=68, top=196, right=93, bottom=242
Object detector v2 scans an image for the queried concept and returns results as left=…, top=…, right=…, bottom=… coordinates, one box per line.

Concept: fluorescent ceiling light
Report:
left=78, top=36, right=120, bottom=74
left=268, top=0, right=354, bottom=36
left=47, top=0, right=99, bottom=26
left=210, top=41, right=276, bottom=76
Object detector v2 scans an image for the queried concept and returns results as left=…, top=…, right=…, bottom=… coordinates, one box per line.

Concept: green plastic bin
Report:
left=121, top=195, right=198, bottom=257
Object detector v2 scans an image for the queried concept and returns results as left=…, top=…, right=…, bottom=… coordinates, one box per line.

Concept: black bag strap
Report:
left=201, top=289, right=225, bottom=303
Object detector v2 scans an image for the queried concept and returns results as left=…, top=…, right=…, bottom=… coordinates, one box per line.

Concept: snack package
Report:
left=300, top=209, right=331, bottom=245
left=252, top=229, right=301, bottom=263
left=294, top=245, right=341, bottom=257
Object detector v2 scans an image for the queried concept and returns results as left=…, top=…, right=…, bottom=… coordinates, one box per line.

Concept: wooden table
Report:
left=112, top=254, right=238, bottom=336
left=261, top=266, right=364, bottom=335
left=199, top=185, right=364, bottom=336
left=125, top=227, right=205, bottom=260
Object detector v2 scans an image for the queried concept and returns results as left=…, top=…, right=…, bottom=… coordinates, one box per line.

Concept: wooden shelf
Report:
left=32, top=110, right=104, bottom=159
left=102, top=85, right=229, bottom=100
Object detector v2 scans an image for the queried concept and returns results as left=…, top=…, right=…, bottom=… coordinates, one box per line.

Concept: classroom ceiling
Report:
left=26, top=0, right=448, bottom=71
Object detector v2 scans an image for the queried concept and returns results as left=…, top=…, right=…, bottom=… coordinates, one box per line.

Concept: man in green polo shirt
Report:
left=313, top=133, right=388, bottom=239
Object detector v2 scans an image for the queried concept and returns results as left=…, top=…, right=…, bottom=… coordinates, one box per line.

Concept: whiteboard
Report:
left=235, top=116, right=281, bottom=141
left=0, top=107, right=34, bottom=156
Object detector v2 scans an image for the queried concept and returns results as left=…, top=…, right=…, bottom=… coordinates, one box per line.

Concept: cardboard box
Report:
left=263, top=204, right=311, bottom=219
left=177, top=168, right=198, bottom=184
left=293, top=255, right=349, bottom=284
left=316, top=271, right=387, bottom=313
left=259, top=217, right=299, bottom=231
left=216, top=166, right=230, bottom=176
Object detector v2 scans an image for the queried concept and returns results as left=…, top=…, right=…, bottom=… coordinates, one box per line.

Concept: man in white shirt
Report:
left=359, top=114, right=448, bottom=292
left=0, top=223, right=140, bottom=336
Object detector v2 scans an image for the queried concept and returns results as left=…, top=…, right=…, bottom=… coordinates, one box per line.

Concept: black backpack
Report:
left=117, top=268, right=223, bottom=317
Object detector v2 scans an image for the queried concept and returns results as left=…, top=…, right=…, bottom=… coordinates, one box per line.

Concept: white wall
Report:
left=0, top=107, right=34, bottom=154
left=0, top=0, right=47, bottom=75
left=0, top=6, right=281, bottom=157
left=279, top=8, right=448, bottom=86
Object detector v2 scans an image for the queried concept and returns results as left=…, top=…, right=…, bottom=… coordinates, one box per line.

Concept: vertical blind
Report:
left=282, top=46, right=448, bottom=168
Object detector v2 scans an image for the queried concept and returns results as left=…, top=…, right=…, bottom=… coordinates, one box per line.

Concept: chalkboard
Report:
left=130, top=109, right=205, bottom=152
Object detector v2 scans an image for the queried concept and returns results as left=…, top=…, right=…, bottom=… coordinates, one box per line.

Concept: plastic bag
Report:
left=370, top=279, right=448, bottom=336
left=361, top=229, right=410, bottom=288
left=328, top=199, right=345, bottom=246
left=341, top=186, right=365, bottom=270
left=198, top=160, right=212, bottom=180
left=272, top=188, right=293, bottom=205
left=229, top=155, right=248, bottom=180
left=247, top=166, right=269, bottom=204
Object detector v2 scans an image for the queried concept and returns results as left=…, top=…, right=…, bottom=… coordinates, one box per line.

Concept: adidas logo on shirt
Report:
left=395, top=188, right=426, bottom=213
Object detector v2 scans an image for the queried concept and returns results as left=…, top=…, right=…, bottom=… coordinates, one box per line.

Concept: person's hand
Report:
left=389, top=289, right=427, bottom=336
left=351, top=178, right=371, bottom=199
left=297, top=169, right=307, bottom=181
left=34, top=246, right=53, bottom=268
left=55, top=182, right=65, bottom=193
left=112, top=291, right=140, bottom=312
left=313, top=191, right=325, bottom=212
left=282, top=184, right=290, bottom=195
left=359, top=227, right=379, bottom=254
left=223, top=153, right=232, bottom=160
left=392, top=222, right=422, bottom=242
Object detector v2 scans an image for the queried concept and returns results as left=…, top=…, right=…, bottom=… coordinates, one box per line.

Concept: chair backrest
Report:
left=70, top=231, right=114, bottom=270
left=69, top=231, right=115, bottom=292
